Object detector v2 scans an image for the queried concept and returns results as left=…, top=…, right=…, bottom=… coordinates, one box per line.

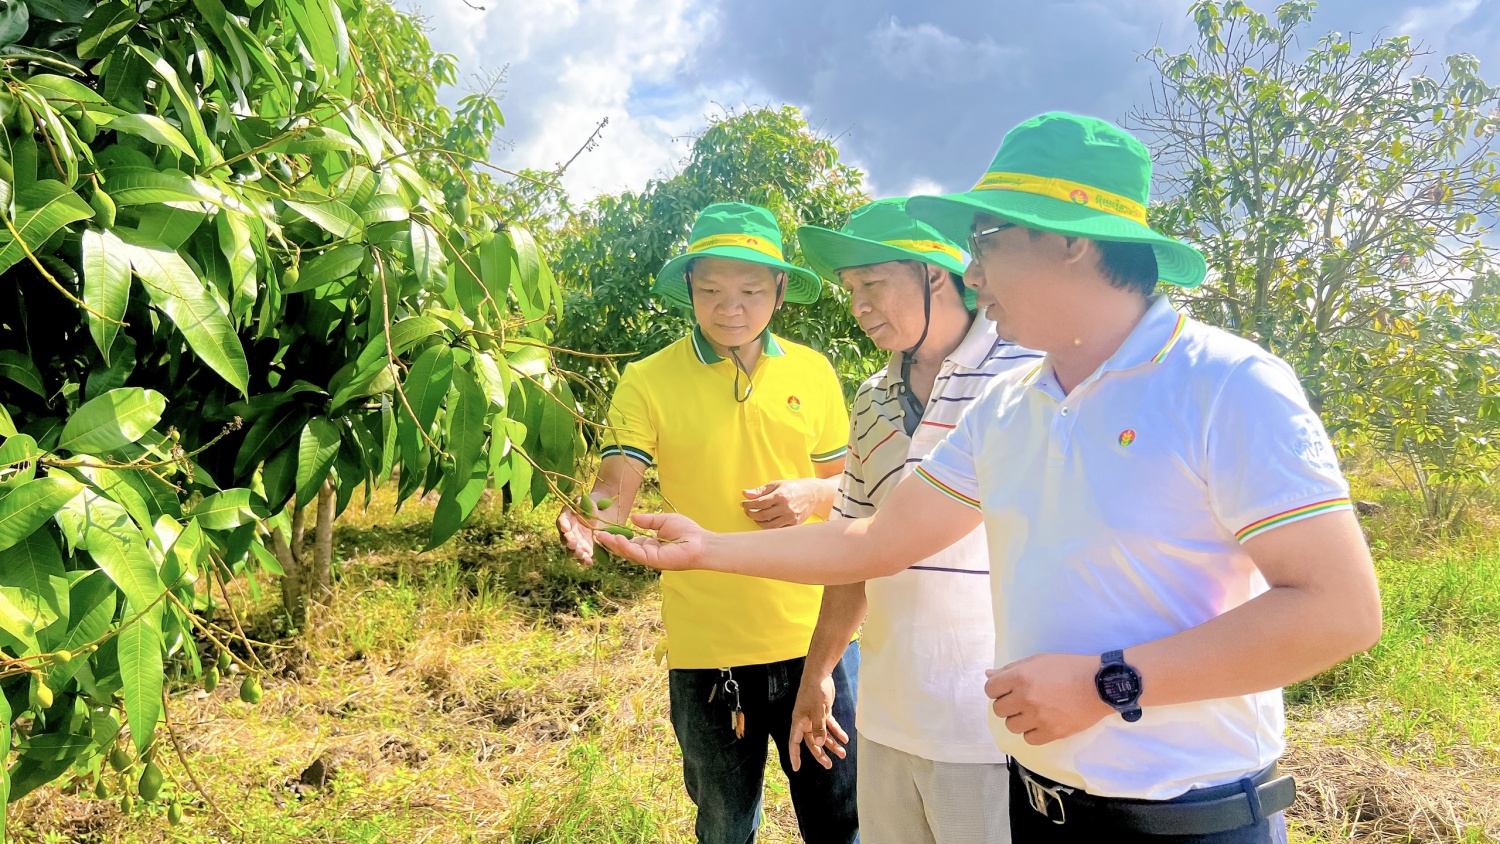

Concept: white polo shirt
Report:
left=917, top=295, right=1353, bottom=800
left=837, top=316, right=1042, bottom=764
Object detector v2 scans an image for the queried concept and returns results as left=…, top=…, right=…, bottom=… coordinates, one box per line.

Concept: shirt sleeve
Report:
left=598, top=363, right=657, bottom=467
left=1205, top=355, right=1353, bottom=543
left=915, top=389, right=984, bottom=510
left=834, top=384, right=876, bottom=520
left=809, top=359, right=850, bottom=465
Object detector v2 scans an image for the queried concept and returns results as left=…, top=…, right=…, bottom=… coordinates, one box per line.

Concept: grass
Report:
left=7, top=474, right=1500, bottom=843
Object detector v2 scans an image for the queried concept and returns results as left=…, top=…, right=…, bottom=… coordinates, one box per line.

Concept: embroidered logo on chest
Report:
left=1118, top=429, right=1137, bottom=448
left=786, top=395, right=801, bottom=412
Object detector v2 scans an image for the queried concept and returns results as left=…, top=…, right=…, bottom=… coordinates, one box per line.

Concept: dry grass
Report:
left=7, top=475, right=1500, bottom=843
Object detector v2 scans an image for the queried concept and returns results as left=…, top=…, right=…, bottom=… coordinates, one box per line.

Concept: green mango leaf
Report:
left=427, top=472, right=486, bottom=550
left=81, top=465, right=153, bottom=530
left=25, top=0, right=90, bottom=23
left=267, top=126, right=361, bottom=155
left=0, top=528, right=66, bottom=621
left=97, top=114, right=196, bottom=161
left=78, top=1, right=139, bottom=59
left=188, top=488, right=261, bottom=531
left=445, top=369, right=487, bottom=495
left=215, top=207, right=259, bottom=323
left=0, top=476, right=82, bottom=554
left=0, top=349, right=45, bottom=397
left=23, top=74, right=111, bottom=108
left=81, top=228, right=132, bottom=363
left=410, top=220, right=440, bottom=291
left=57, top=388, right=166, bottom=455
left=132, top=204, right=207, bottom=250
left=387, top=316, right=448, bottom=356
left=0, top=433, right=39, bottom=488
left=0, top=404, right=16, bottom=437
left=117, top=617, right=163, bottom=755
left=248, top=539, right=285, bottom=576
left=403, top=344, right=454, bottom=435
left=285, top=243, right=364, bottom=294
left=284, top=196, right=364, bottom=240
left=59, top=491, right=165, bottom=626
left=44, top=571, right=115, bottom=690
left=358, top=194, right=409, bottom=226
left=0, top=180, right=94, bottom=275
left=161, top=517, right=206, bottom=591
left=101, top=166, right=217, bottom=206
left=235, top=402, right=306, bottom=475
left=296, top=417, right=340, bottom=507
left=0, top=1, right=28, bottom=49
left=121, top=238, right=251, bottom=394
left=132, top=45, right=216, bottom=164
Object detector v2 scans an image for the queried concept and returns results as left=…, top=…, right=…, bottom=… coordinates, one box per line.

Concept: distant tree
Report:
left=1132, top=0, right=1500, bottom=525
left=553, top=106, right=877, bottom=411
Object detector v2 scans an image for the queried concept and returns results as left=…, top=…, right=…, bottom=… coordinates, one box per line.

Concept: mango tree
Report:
left=0, top=0, right=579, bottom=828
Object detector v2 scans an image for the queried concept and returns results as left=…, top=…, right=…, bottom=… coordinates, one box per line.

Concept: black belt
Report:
left=1013, top=760, right=1296, bottom=835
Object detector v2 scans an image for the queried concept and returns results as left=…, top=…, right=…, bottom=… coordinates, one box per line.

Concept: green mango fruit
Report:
left=138, top=762, right=163, bottom=802
left=239, top=675, right=263, bottom=705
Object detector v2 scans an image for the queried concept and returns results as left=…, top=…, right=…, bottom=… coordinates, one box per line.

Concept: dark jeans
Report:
left=669, top=641, right=861, bottom=844
left=1009, top=763, right=1290, bottom=843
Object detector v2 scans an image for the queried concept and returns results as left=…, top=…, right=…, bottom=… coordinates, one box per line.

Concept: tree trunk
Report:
left=312, top=478, right=336, bottom=601
left=273, top=517, right=306, bottom=628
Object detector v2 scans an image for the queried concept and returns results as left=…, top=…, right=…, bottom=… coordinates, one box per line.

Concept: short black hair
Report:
left=1094, top=240, right=1158, bottom=297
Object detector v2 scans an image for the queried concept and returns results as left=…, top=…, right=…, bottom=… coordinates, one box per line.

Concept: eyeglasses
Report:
left=968, top=222, right=1016, bottom=266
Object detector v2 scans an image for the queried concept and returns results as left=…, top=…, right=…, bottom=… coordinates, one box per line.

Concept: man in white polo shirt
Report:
left=784, top=198, right=1041, bottom=843
left=597, top=112, right=1383, bottom=843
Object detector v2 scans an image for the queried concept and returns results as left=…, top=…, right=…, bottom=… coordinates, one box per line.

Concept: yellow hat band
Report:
left=687, top=233, right=785, bottom=262
left=972, top=172, right=1149, bottom=226
left=884, top=239, right=964, bottom=263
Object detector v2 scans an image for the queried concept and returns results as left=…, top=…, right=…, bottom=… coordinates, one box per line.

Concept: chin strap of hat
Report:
left=687, top=268, right=784, bottom=404
left=897, top=264, right=934, bottom=436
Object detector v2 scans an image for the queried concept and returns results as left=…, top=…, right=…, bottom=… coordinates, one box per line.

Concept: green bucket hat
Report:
left=653, top=202, right=823, bottom=309
left=797, top=198, right=977, bottom=309
left=906, top=112, right=1207, bottom=288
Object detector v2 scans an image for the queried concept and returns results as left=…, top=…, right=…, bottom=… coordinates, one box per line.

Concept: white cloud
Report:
left=900, top=177, right=947, bottom=199
left=400, top=0, right=766, bottom=199
left=867, top=16, right=1017, bottom=81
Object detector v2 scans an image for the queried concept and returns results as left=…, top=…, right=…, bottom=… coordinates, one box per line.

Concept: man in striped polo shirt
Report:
left=784, top=198, right=1039, bottom=844
left=599, top=114, right=1382, bottom=843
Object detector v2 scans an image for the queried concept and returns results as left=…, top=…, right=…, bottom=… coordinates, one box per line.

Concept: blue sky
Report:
left=399, top=0, right=1500, bottom=201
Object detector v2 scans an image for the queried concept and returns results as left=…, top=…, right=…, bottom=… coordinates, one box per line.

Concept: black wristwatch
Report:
left=1095, top=650, right=1143, bottom=723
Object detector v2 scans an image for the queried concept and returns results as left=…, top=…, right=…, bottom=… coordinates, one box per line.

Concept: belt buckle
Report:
left=1022, top=771, right=1074, bottom=825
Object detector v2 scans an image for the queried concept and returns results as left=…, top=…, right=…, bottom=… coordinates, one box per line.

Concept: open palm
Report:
left=595, top=513, right=708, bottom=571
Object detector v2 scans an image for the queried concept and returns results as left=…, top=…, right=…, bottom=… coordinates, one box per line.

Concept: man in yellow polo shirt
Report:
left=557, top=202, right=859, bottom=843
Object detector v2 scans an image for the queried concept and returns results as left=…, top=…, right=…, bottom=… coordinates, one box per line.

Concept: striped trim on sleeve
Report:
left=1235, top=497, right=1352, bottom=542
left=914, top=466, right=980, bottom=509
left=811, top=446, right=849, bottom=464
left=599, top=444, right=654, bottom=466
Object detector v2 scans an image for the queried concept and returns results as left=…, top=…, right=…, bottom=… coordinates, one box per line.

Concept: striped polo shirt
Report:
left=918, top=295, right=1354, bottom=798
left=836, top=315, right=1042, bottom=763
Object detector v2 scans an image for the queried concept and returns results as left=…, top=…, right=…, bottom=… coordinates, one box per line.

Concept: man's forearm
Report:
left=1129, top=583, right=1381, bottom=707
left=703, top=517, right=904, bottom=584
left=802, top=583, right=867, bottom=681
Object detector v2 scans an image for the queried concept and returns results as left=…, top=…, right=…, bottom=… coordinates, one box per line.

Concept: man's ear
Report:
left=1061, top=235, right=1093, bottom=268
left=775, top=271, right=787, bottom=310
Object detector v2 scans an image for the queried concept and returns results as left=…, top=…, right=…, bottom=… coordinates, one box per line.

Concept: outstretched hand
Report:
left=594, top=513, right=710, bottom=571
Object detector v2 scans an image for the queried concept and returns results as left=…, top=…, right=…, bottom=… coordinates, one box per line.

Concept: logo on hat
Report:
left=1070, top=189, right=1090, bottom=205
left=787, top=396, right=802, bottom=411
left=1118, top=429, right=1136, bottom=447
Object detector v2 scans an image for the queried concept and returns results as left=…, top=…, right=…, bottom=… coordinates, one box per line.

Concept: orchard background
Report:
left=0, top=1, right=1496, bottom=841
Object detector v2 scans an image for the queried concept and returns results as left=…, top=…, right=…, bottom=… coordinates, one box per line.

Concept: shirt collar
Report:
left=881, top=314, right=997, bottom=387
left=691, top=325, right=785, bottom=365
left=1100, top=295, right=1188, bottom=374
left=1029, top=295, right=1188, bottom=397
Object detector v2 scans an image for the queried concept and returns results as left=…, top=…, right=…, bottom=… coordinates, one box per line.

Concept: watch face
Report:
left=1097, top=664, right=1141, bottom=705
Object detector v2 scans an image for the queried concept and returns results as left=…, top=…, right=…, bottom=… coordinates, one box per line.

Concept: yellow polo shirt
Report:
left=601, top=327, right=849, bottom=669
